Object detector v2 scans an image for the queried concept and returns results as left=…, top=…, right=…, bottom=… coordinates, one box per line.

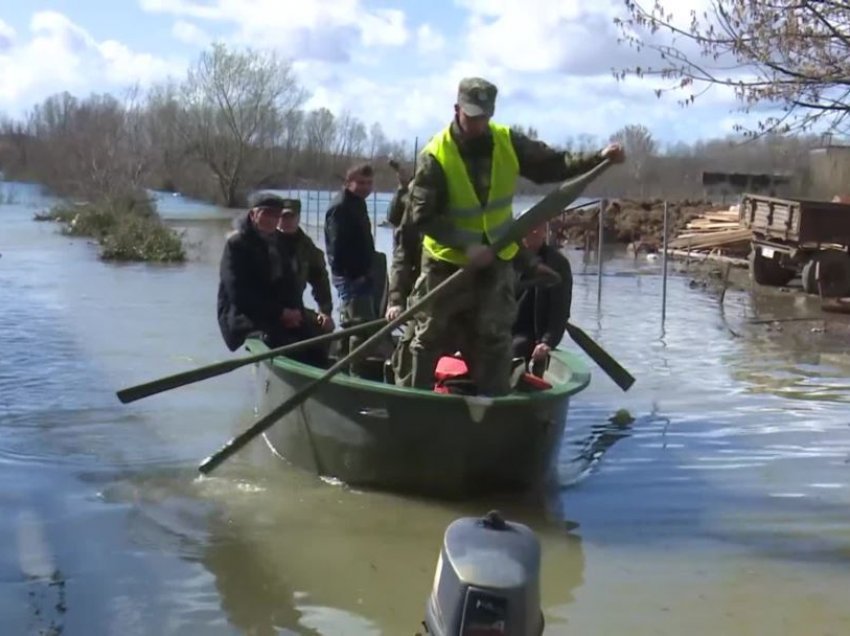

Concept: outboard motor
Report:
left=420, top=510, right=543, bottom=636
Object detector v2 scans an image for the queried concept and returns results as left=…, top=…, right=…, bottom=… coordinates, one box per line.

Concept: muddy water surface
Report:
left=1, top=183, right=849, bottom=635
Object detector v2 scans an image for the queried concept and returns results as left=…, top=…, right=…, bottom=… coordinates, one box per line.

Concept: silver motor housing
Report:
left=421, top=510, right=543, bottom=636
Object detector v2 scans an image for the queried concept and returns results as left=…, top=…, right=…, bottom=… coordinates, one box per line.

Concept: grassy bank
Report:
left=34, top=196, right=185, bottom=263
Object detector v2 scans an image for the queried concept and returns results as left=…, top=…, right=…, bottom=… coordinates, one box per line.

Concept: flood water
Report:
left=2, top=181, right=850, bottom=635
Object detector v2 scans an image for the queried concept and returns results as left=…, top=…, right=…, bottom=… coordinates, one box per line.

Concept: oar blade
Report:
left=565, top=323, right=635, bottom=391
left=499, top=160, right=612, bottom=251
left=116, top=359, right=243, bottom=404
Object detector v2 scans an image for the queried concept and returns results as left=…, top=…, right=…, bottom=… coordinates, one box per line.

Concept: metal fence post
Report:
left=662, top=201, right=670, bottom=325
left=597, top=199, right=606, bottom=308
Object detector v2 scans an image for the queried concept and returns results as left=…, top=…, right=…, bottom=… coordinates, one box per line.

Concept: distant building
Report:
left=701, top=171, right=794, bottom=203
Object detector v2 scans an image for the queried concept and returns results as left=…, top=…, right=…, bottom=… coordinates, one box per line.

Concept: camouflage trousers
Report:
left=336, top=289, right=380, bottom=376
left=399, top=254, right=517, bottom=396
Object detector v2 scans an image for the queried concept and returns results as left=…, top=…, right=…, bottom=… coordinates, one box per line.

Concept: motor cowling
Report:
left=422, top=510, right=543, bottom=636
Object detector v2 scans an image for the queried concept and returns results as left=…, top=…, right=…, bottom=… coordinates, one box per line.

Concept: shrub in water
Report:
left=100, top=214, right=185, bottom=262
left=33, top=197, right=185, bottom=262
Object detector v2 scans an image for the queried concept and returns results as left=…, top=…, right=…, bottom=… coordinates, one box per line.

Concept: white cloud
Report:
left=139, top=0, right=224, bottom=20
left=171, top=20, right=210, bottom=45
left=360, top=9, right=407, bottom=47
left=452, top=0, right=633, bottom=75
left=0, top=11, right=182, bottom=112
left=0, top=2, right=768, bottom=147
left=134, top=0, right=752, bottom=143
left=416, top=24, right=446, bottom=55
left=140, top=0, right=410, bottom=61
left=0, top=18, right=15, bottom=51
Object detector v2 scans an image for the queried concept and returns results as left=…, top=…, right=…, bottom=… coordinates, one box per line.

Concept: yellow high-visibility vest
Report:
left=422, top=122, right=519, bottom=265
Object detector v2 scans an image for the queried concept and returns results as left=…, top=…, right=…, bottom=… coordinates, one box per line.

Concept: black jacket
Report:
left=217, top=213, right=302, bottom=351
left=324, top=189, right=375, bottom=280
left=513, top=244, right=573, bottom=348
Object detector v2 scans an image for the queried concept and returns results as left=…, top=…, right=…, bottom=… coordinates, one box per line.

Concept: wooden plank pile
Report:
left=668, top=204, right=751, bottom=255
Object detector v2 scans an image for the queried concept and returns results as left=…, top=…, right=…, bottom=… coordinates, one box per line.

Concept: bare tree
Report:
left=611, top=124, right=657, bottom=194
left=334, top=111, right=367, bottom=161
left=576, top=133, right=600, bottom=153
left=178, top=42, right=307, bottom=206
left=368, top=122, right=387, bottom=159
left=614, top=1, right=850, bottom=136
left=303, top=108, right=336, bottom=177
left=146, top=81, right=188, bottom=191
left=19, top=90, right=152, bottom=203
left=510, top=124, right=539, bottom=139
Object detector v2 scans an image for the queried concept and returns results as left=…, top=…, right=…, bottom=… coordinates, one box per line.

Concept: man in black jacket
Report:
left=512, top=223, right=573, bottom=377
left=217, top=193, right=329, bottom=367
left=324, top=163, right=382, bottom=372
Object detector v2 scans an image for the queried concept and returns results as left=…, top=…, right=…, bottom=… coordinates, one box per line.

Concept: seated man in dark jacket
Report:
left=276, top=197, right=334, bottom=332
left=217, top=193, right=329, bottom=367
left=512, top=222, right=573, bottom=377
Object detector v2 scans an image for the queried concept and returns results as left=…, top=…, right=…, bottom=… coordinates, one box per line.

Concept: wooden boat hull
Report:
left=246, top=339, right=591, bottom=499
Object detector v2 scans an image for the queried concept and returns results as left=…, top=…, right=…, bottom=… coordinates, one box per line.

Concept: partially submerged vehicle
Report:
left=741, top=193, right=850, bottom=297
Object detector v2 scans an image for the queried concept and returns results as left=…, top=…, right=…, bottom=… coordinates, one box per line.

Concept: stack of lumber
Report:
left=668, top=205, right=751, bottom=254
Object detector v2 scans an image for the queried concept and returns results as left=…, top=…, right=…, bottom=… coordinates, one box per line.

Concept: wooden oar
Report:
left=564, top=322, right=635, bottom=391
left=198, top=159, right=616, bottom=475
left=116, top=318, right=387, bottom=404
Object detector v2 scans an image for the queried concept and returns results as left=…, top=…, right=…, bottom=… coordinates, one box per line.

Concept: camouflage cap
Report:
left=457, top=77, right=497, bottom=117
left=278, top=198, right=301, bottom=215
left=249, top=192, right=301, bottom=215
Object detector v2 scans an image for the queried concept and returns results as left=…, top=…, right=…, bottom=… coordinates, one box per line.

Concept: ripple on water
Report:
left=4, top=189, right=850, bottom=634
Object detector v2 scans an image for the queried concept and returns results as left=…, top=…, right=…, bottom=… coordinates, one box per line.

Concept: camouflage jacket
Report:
left=408, top=120, right=605, bottom=250
left=278, top=228, right=333, bottom=316
left=387, top=184, right=423, bottom=307
left=387, top=183, right=409, bottom=228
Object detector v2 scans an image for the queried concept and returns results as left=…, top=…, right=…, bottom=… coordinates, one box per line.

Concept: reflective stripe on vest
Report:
left=421, top=123, right=520, bottom=265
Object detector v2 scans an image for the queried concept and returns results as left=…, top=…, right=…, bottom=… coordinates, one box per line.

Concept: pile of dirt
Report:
left=550, top=199, right=724, bottom=250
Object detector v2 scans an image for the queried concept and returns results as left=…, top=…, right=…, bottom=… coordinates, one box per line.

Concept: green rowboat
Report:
left=244, top=338, right=591, bottom=499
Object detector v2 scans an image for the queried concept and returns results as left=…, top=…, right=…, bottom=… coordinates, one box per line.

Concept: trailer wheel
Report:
left=801, top=250, right=850, bottom=298
left=749, top=248, right=795, bottom=287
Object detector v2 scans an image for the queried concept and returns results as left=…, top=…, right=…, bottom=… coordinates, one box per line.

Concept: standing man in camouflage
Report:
left=386, top=159, right=421, bottom=322
left=401, top=77, right=625, bottom=396
left=384, top=161, right=421, bottom=384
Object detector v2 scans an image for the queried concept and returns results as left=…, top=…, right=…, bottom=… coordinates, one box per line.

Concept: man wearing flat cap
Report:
left=398, top=76, right=625, bottom=396
left=217, top=192, right=330, bottom=366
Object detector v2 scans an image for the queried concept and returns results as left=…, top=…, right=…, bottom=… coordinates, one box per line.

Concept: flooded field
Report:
left=1, top=182, right=849, bottom=635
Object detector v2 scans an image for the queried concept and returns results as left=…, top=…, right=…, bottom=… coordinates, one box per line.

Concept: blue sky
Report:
left=0, top=0, right=764, bottom=151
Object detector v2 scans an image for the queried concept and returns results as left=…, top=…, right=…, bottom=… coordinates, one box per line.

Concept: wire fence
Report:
left=277, top=188, right=397, bottom=239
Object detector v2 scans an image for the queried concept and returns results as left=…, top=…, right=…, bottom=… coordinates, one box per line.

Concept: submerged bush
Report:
left=100, top=214, right=185, bottom=262
left=33, top=196, right=185, bottom=262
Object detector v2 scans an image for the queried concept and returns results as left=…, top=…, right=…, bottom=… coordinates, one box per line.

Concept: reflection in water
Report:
left=201, top=510, right=323, bottom=636
left=189, top=469, right=587, bottom=636
left=726, top=285, right=850, bottom=403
